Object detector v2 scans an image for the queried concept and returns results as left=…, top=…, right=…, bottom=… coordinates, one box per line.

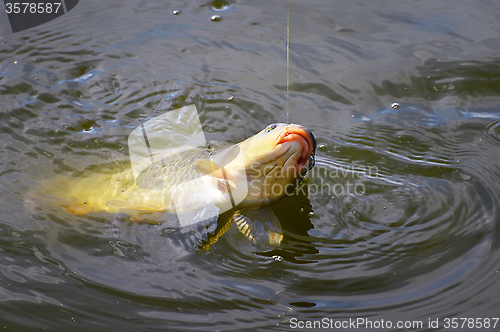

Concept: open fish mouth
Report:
left=274, top=125, right=316, bottom=171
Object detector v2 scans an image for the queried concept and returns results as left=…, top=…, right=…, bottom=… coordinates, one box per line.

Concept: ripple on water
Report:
left=272, top=103, right=500, bottom=302
left=486, top=120, right=500, bottom=145
left=1, top=1, right=500, bottom=327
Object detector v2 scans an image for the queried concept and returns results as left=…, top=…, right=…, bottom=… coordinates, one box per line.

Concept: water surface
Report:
left=1, top=0, right=500, bottom=330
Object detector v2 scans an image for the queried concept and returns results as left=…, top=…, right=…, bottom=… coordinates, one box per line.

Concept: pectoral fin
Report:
left=193, top=159, right=237, bottom=190
left=198, top=217, right=234, bottom=252
left=232, top=207, right=283, bottom=246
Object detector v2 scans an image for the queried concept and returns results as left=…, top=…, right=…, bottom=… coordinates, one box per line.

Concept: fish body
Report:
left=60, top=148, right=216, bottom=216
left=41, top=122, right=316, bottom=249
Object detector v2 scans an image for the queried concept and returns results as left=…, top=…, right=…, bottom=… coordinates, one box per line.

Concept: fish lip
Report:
left=306, top=128, right=316, bottom=170
left=274, top=125, right=316, bottom=172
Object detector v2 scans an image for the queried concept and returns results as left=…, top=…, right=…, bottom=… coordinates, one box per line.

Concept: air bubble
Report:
left=459, top=173, right=471, bottom=181
left=391, top=103, right=400, bottom=109
left=211, top=15, right=222, bottom=21
left=210, top=0, right=231, bottom=11
left=172, top=10, right=181, bottom=15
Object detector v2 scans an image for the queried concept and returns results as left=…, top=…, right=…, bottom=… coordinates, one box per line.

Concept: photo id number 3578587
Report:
left=5, top=2, right=62, bottom=14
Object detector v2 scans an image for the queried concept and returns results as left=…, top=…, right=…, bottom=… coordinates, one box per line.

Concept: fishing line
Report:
left=286, top=0, right=290, bottom=125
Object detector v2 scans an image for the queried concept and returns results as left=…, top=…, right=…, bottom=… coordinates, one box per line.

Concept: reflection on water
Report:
left=1, top=0, right=500, bottom=330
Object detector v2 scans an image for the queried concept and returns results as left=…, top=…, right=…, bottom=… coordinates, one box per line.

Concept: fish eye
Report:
left=266, top=124, right=278, bottom=133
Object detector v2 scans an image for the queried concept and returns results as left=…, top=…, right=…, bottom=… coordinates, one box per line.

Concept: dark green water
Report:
left=1, top=0, right=500, bottom=331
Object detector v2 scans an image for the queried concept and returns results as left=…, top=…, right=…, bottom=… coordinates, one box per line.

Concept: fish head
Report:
left=236, top=123, right=316, bottom=205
